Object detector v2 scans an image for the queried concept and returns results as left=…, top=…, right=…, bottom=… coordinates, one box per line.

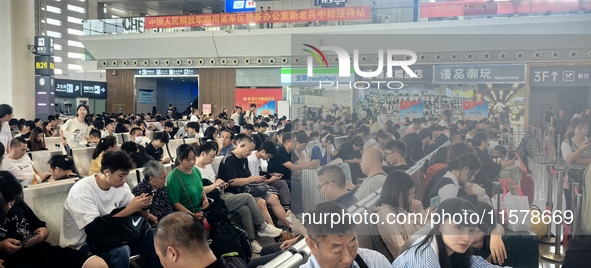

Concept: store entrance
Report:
left=530, top=86, right=589, bottom=129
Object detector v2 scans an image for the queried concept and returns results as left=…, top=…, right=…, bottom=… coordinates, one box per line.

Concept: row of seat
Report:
left=261, top=142, right=449, bottom=268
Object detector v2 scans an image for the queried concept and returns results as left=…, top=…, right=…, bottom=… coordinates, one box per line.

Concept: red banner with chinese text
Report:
left=235, top=88, right=283, bottom=117
left=144, top=6, right=371, bottom=29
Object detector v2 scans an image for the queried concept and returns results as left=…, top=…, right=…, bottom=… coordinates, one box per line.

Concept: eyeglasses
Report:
left=208, top=153, right=217, bottom=158
left=384, top=151, right=395, bottom=158
left=317, top=180, right=333, bottom=190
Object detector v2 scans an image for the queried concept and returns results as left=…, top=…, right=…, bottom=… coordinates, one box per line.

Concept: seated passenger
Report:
left=219, top=129, right=235, bottom=157
left=218, top=134, right=292, bottom=228
left=27, top=127, right=47, bottom=151
left=422, top=153, right=489, bottom=207
left=87, top=129, right=101, bottom=147
left=175, top=122, right=199, bottom=139
left=333, top=136, right=364, bottom=164
left=163, top=121, right=177, bottom=140
left=310, top=133, right=336, bottom=166
left=195, top=142, right=283, bottom=254
left=248, top=140, right=291, bottom=209
left=354, top=148, right=387, bottom=201
left=376, top=171, right=429, bottom=259
left=14, top=120, right=34, bottom=139
left=121, top=141, right=154, bottom=169
left=0, top=171, right=108, bottom=268
left=46, top=155, right=82, bottom=182
left=302, top=202, right=391, bottom=268
left=60, top=151, right=161, bottom=268
left=129, top=127, right=151, bottom=147
left=146, top=132, right=171, bottom=164
left=154, top=212, right=248, bottom=268
left=0, top=137, right=47, bottom=187
left=465, top=195, right=507, bottom=266
left=392, top=198, right=504, bottom=268
left=317, top=165, right=357, bottom=208
left=166, top=144, right=208, bottom=219
left=132, top=160, right=173, bottom=221
left=363, top=130, right=388, bottom=151
left=88, top=136, right=118, bottom=175
left=471, top=132, right=515, bottom=196
left=383, top=140, right=410, bottom=174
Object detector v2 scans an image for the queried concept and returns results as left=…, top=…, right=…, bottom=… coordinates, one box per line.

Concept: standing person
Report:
left=266, top=7, right=273, bottom=28
left=544, top=107, right=554, bottom=130
left=0, top=171, right=109, bottom=268
left=190, top=108, right=200, bottom=122
left=245, top=104, right=257, bottom=125
left=259, top=7, right=265, bottom=29
left=60, top=151, right=162, bottom=268
left=231, top=107, right=243, bottom=124
left=561, top=117, right=591, bottom=213
left=60, top=105, right=91, bottom=149
left=371, top=1, right=379, bottom=23
left=0, top=104, right=13, bottom=153
left=554, top=109, right=570, bottom=152
left=167, top=104, right=175, bottom=118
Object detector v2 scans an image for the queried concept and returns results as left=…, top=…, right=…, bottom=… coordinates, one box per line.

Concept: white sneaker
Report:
left=285, top=210, right=294, bottom=224
left=251, top=240, right=262, bottom=254
left=257, top=224, right=283, bottom=237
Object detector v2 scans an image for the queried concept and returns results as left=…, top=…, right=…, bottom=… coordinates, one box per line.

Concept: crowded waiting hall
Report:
left=2, top=0, right=591, bottom=267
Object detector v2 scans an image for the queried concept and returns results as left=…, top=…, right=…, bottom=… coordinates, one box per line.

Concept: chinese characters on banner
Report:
left=235, top=88, right=283, bottom=116
left=144, top=6, right=370, bottom=29
left=433, top=64, right=526, bottom=84
left=463, top=101, right=489, bottom=120
left=399, top=101, right=424, bottom=122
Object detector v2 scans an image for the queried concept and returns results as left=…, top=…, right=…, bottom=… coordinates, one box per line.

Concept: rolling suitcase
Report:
left=500, top=228, right=539, bottom=268
left=520, top=173, right=535, bottom=204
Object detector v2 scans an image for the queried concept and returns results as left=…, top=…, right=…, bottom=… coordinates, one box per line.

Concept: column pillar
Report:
left=12, top=0, right=36, bottom=119
left=0, top=0, right=13, bottom=109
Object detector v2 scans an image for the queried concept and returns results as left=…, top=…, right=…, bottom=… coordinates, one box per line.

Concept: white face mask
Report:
left=134, top=138, right=144, bottom=144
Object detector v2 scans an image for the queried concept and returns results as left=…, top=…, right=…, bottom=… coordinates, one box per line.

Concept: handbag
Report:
left=85, top=207, right=151, bottom=253
left=240, top=183, right=269, bottom=198
left=492, top=179, right=531, bottom=232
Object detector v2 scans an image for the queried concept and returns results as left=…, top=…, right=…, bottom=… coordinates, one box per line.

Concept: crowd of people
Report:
left=0, top=101, right=589, bottom=268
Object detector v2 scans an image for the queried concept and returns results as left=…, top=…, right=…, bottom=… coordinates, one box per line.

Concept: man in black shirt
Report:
left=163, top=121, right=177, bottom=140
left=154, top=212, right=248, bottom=268
left=544, top=107, right=554, bottom=126
left=225, top=119, right=241, bottom=134
left=382, top=140, right=410, bottom=174
left=334, top=136, right=363, bottom=164
left=218, top=134, right=292, bottom=228
left=553, top=109, right=570, bottom=151
left=146, top=132, right=171, bottom=164
left=317, top=165, right=357, bottom=209
left=257, top=122, right=270, bottom=143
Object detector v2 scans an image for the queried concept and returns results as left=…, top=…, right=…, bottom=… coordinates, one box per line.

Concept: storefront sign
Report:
left=138, top=89, right=155, bottom=104
left=144, top=6, right=370, bottom=29
left=399, top=101, right=424, bottom=121
left=225, top=0, right=256, bottom=13
left=235, top=88, right=283, bottom=116
left=463, top=101, right=489, bottom=120
left=135, top=69, right=197, bottom=76
left=529, top=65, right=591, bottom=87
left=355, top=65, right=433, bottom=84
left=81, top=81, right=107, bottom=99
left=433, top=64, right=526, bottom=84
left=281, top=67, right=354, bottom=86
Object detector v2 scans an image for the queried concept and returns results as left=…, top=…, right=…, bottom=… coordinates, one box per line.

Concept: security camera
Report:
left=112, top=70, right=116, bottom=75
left=28, top=45, right=37, bottom=54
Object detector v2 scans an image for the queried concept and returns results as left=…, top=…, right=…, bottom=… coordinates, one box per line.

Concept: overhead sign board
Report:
left=281, top=67, right=354, bottom=86
left=433, top=64, right=526, bottom=84
left=81, top=81, right=107, bottom=99
left=529, top=65, right=591, bottom=87
left=34, top=55, right=55, bottom=76
left=35, top=36, right=54, bottom=56
left=355, top=65, right=433, bottom=84
left=55, top=79, right=81, bottom=98
left=225, top=0, right=256, bottom=13
left=135, top=69, right=198, bottom=76
left=54, top=79, right=107, bottom=99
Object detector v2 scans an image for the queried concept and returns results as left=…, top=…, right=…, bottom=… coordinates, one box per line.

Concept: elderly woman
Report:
left=131, top=160, right=173, bottom=221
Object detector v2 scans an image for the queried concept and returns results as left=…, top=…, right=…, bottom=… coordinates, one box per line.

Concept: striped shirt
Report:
left=561, top=137, right=591, bottom=169
left=392, top=236, right=509, bottom=268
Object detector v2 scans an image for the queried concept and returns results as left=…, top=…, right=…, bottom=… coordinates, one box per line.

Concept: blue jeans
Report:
left=80, top=229, right=162, bottom=268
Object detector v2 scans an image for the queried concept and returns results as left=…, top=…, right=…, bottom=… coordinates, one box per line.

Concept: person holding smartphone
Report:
left=0, top=171, right=108, bottom=268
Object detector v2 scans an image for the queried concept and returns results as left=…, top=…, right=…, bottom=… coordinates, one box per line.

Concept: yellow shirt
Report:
left=88, top=153, right=103, bottom=175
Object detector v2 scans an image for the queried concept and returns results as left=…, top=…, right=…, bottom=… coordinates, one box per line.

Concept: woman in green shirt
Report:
left=167, top=144, right=209, bottom=218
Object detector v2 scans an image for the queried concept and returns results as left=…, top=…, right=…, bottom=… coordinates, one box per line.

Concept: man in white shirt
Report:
left=354, top=148, right=387, bottom=201
left=301, top=202, right=391, bottom=268
left=189, top=108, right=200, bottom=122
left=0, top=137, right=46, bottom=187
left=130, top=127, right=151, bottom=146
left=247, top=140, right=291, bottom=209
left=60, top=151, right=162, bottom=268
left=195, top=141, right=282, bottom=253
left=245, top=104, right=257, bottom=124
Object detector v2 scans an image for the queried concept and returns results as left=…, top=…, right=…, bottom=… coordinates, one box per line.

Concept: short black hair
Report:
left=34, top=118, right=42, bottom=123
left=258, top=140, right=278, bottom=155
left=47, top=115, right=56, bottom=121
left=418, top=128, right=433, bottom=140
left=153, top=132, right=170, bottom=144
left=0, top=171, right=23, bottom=216
left=186, top=122, right=200, bottom=132
left=351, top=136, right=364, bottom=148
left=10, top=137, right=27, bottom=149
left=129, top=127, right=142, bottom=136
left=244, top=124, right=254, bottom=131
left=383, top=140, right=406, bottom=157
left=121, top=141, right=138, bottom=154
left=198, top=142, right=217, bottom=156
left=48, top=155, right=76, bottom=171
left=89, top=129, right=102, bottom=139
left=296, top=132, right=309, bottom=144
left=175, top=144, right=198, bottom=164
left=101, top=151, right=135, bottom=172
left=470, top=132, right=489, bottom=148
left=165, top=121, right=174, bottom=128
left=282, top=132, right=295, bottom=144
left=234, top=133, right=255, bottom=144
left=93, top=120, right=105, bottom=130
left=317, top=165, right=346, bottom=188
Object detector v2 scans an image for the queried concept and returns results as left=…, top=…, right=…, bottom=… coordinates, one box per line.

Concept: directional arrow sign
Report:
left=551, top=71, right=558, bottom=81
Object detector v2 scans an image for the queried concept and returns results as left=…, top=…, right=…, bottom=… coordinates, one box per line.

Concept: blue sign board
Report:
left=225, top=0, right=257, bottom=13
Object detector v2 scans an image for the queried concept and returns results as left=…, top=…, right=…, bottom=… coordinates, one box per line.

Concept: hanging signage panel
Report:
left=433, top=64, right=526, bottom=84
left=529, top=65, right=591, bottom=87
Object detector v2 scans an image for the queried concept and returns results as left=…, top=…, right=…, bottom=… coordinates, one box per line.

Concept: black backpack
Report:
left=209, top=221, right=252, bottom=263
left=238, top=113, right=247, bottom=126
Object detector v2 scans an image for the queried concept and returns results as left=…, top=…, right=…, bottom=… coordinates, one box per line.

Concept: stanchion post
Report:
left=541, top=167, right=566, bottom=262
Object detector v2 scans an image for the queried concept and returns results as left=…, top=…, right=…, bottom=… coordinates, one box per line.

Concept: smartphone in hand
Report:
left=17, top=231, right=40, bottom=246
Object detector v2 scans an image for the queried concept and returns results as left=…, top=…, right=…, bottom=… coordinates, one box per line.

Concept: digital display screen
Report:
left=225, top=0, right=257, bottom=13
